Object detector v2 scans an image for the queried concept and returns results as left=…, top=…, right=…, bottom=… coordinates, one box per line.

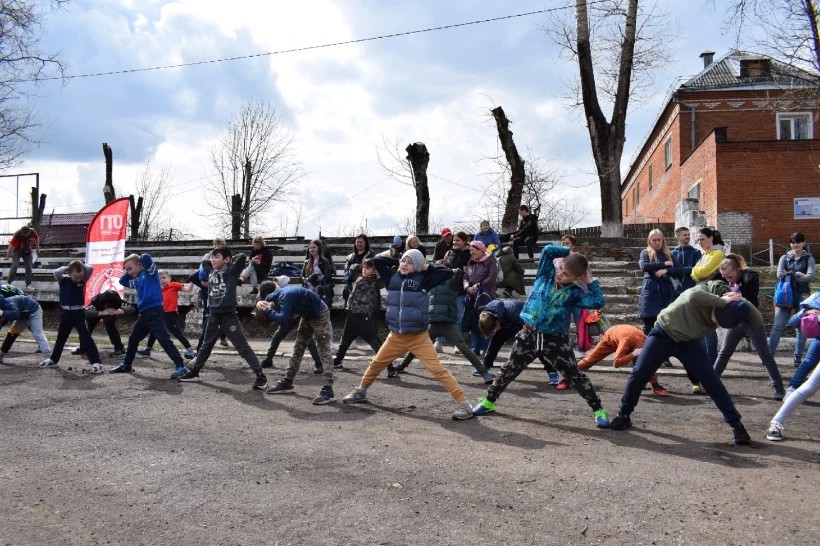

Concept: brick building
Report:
left=621, top=50, right=820, bottom=245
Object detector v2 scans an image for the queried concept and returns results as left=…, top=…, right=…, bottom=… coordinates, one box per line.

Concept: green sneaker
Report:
left=692, top=383, right=704, bottom=395
left=594, top=408, right=610, bottom=428
left=472, top=397, right=496, bottom=416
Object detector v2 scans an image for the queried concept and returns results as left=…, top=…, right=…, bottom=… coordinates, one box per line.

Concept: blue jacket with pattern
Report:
left=374, top=255, right=453, bottom=334
left=520, top=244, right=605, bottom=334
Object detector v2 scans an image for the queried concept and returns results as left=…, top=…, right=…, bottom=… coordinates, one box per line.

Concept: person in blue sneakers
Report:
left=257, top=281, right=335, bottom=405
left=177, top=248, right=267, bottom=389
left=610, top=281, right=753, bottom=445
left=111, top=253, right=188, bottom=379
left=472, top=245, right=610, bottom=428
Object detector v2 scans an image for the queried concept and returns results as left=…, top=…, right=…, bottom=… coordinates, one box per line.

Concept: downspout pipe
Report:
left=675, top=96, right=697, bottom=152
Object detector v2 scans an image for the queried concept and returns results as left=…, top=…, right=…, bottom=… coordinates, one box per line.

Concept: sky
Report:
left=6, top=0, right=749, bottom=239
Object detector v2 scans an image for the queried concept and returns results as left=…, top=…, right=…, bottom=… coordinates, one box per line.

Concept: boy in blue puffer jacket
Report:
left=472, top=244, right=611, bottom=428
left=342, top=249, right=475, bottom=420
left=0, top=294, right=51, bottom=363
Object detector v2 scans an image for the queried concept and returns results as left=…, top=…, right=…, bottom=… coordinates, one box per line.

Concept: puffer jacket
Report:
left=778, top=250, right=816, bottom=297
left=520, top=244, right=605, bottom=334
left=374, top=255, right=453, bottom=334
left=463, top=253, right=498, bottom=298
left=497, top=247, right=525, bottom=295
left=428, top=282, right=458, bottom=324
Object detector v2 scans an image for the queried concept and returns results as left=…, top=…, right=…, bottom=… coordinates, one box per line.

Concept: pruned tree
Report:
left=546, top=0, right=673, bottom=237
left=376, top=135, right=432, bottom=234
left=0, top=1, right=68, bottom=171
left=129, top=160, right=172, bottom=240
left=491, top=106, right=526, bottom=233
left=102, top=142, right=115, bottom=203
left=723, top=0, right=820, bottom=72
left=203, top=100, right=303, bottom=238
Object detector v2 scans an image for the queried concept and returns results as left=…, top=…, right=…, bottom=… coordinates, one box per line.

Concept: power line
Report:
left=25, top=6, right=581, bottom=83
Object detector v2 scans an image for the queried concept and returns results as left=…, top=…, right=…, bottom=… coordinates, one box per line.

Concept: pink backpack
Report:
left=801, top=313, right=820, bottom=339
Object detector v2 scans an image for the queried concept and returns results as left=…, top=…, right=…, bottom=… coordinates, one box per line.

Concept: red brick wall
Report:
left=680, top=133, right=718, bottom=223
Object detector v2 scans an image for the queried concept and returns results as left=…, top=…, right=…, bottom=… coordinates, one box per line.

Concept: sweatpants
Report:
left=146, top=311, right=192, bottom=350
left=485, top=328, right=601, bottom=410
left=335, top=313, right=381, bottom=365
left=123, top=306, right=184, bottom=368
left=360, top=330, right=465, bottom=402
left=713, top=323, right=784, bottom=389
left=1, top=308, right=51, bottom=357
left=620, top=325, right=741, bottom=423
left=197, top=304, right=226, bottom=351
left=190, top=311, right=261, bottom=373
left=263, top=317, right=321, bottom=366
left=773, top=360, right=820, bottom=425
left=52, top=309, right=100, bottom=365
left=284, top=308, right=333, bottom=386
left=482, top=326, right=556, bottom=374
left=400, top=322, right=489, bottom=374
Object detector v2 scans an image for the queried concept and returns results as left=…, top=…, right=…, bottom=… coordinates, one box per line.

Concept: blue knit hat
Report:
left=393, top=235, right=402, bottom=246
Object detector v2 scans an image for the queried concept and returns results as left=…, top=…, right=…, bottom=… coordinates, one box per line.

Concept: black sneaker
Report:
left=252, top=373, right=268, bottom=390
left=333, top=360, right=344, bottom=369
left=71, top=347, right=85, bottom=356
left=387, top=365, right=398, bottom=378
left=109, top=348, right=126, bottom=357
left=260, top=358, right=274, bottom=369
left=730, top=421, right=751, bottom=445
left=394, top=363, right=408, bottom=374
left=178, top=369, right=200, bottom=382
left=265, top=378, right=293, bottom=394
left=312, top=386, right=335, bottom=405
left=793, top=356, right=802, bottom=367
left=313, top=366, right=323, bottom=374
left=610, top=413, right=632, bottom=430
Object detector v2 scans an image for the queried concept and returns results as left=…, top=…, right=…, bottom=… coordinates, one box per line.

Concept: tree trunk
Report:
left=129, top=195, right=143, bottom=240
left=102, top=143, right=116, bottom=204
left=492, top=106, right=526, bottom=233
left=31, top=187, right=46, bottom=231
left=575, top=0, right=637, bottom=238
left=242, top=160, right=252, bottom=239
left=405, top=142, right=430, bottom=234
left=231, top=194, right=242, bottom=240
left=807, top=0, right=820, bottom=71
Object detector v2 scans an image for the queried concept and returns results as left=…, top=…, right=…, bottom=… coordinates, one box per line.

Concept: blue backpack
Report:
left=773, top=275, right=794, bottom=308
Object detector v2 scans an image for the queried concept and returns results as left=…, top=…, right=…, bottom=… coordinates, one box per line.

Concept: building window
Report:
left=664, top=137, right=672, bottom=169
left=688, top=182, right=700, bottom=201
left=633, top=183, right=639, bottom=206
left=777, top=112, right=812, bottom=140
left=648, top=164, right=653, bottom=190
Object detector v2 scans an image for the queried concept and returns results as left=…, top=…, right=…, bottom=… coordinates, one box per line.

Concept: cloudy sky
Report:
left=11, top=0, right=746, bottom=238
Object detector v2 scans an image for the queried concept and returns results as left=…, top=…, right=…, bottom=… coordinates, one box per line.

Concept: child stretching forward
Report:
left=342, top=249, right=474, bottom=420
left=178, top=248, right=267, bottom=389
left=40, top=261, right=104, bottom=374
left=472, top=245, right=611, bottom=428
left=137, top=270, right=196, bottom=359
left=0, top=294, right=52, bottom=365
left=111, top=254, right=187, bottom=378
left=578, top=324, right=668, bottom=396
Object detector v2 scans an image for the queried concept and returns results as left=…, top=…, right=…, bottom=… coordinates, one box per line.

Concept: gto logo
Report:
left=98, top=214, right=124, bottom=235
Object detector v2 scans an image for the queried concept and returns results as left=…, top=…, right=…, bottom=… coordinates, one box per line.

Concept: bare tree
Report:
left=376, top=135, right=432, bottom=234
left=0, top=1, right=68, bottom=171
left=491, top=106, right=526, bottom=233
left=203, top=100, right=303, bottom=238
left=723, top=0, right=820, bottom=72
left=546, top=0, right=673, bottom=237
left=129, top=160, right=172, bottom=240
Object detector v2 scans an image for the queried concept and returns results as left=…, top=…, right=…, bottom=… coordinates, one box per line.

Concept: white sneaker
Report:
left=89, top=363, right=104, bottom=374
left=784, top=386, right=796, bottom=400
left=38, top=359, right=58, bottom=368
left=766, top=420, right=784, bottom=441
left=433, top=340, right=443, bottom=352
left=452, top=401, right=474, bottom=420
left=453, top=347, right=462, bottom=355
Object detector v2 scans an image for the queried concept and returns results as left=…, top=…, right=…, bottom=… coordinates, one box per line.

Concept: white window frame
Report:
left=776, top=112, right=813, bottom=140
left=664, top=137, right=673, bottom=169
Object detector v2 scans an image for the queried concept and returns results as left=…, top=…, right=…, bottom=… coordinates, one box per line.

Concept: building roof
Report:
left=43, top=212, right=96, bottom=226
left=681, top=50, right=819, bottom=90
left=40, top=212, right=96, bottom=244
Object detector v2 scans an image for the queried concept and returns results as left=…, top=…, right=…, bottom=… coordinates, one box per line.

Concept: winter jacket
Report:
left=344, top=250, right=374, bottom=282
left=513, top=214, right=539, bottom=239
left=463, top=253, right=498, bottom=299
left=374, top=255, right=453, bottom=334
left=443, top=248, right=471, bottom=295
left=474, top=227, right=501, bottom=250
left=249, top=245, right=274, bottom=280
left=55, top=264, right=94, bottom=308
left=0, top=284, right=25, bottom=298
left=497, top=247, right=525, bottom=295
left=120, top=254, right=164, bottom=312
left=302, top=256, right=334, bottom=287
left=520, top=244, right=605, bottom=334
left=482, top=298, right=525, bottom=329
left=0, top=294, right=40, bottom=321
left=206, top=254, right=247, bottom=314
left=691, top=245, right=725, bottom=283
left=778, top=250, right=816, bottom=297
left=264, top=286, right=327, bottom=325
left=715, top=269, right=760, bottom=309
left=671, top=245, right=702, bottom=291
left=428, top=282, right=458, bottom=324
left=433, top=239, right=453, bottom=262
left=637, top=249, right=678, bottom=319
left=346, top=273, right=382, bottom=316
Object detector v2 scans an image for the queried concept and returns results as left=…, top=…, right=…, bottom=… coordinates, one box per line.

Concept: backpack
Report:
left=494, top=255, right=504, bottom=283
left=801, top=313, right=820, bottom=339
left=773, top=275, right=794, bottom=308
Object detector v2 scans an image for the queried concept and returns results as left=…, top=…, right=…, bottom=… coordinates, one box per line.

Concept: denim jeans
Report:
left=769, top=304, right=808, bottom=359
left=789, top=339, right=820, bottom=389
left=123, top=306, right=184, bottom=367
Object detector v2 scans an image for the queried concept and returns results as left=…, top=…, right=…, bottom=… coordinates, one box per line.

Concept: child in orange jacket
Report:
left=578, top=324, right=668, bottom=396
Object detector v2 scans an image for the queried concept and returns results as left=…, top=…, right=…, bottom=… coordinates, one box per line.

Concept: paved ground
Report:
left=1, top=334, right=818, bottom=545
